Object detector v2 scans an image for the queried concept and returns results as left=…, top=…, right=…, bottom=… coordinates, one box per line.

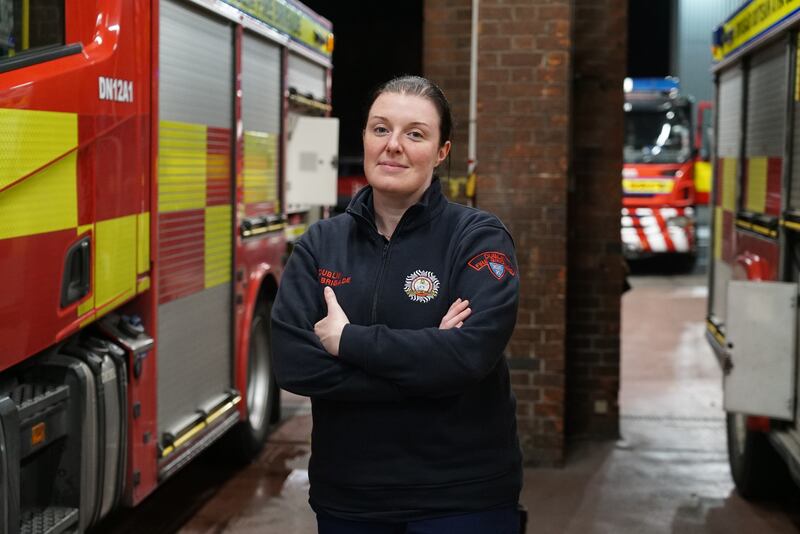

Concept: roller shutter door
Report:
left=746, top=42, right=787, bottom=158
left=711, top=66, right=743, bottom=325
left=157, top=0, right=234, bottom=437
left=744, top=41, right=786, bottom=216
left=287, top=52, right=327, bottom=101
left=242, top=33, right=281, bottom=215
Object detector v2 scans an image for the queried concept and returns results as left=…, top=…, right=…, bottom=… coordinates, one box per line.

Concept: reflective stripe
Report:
left=722, top=157, right=737, bottom=212
left=667, top=226, right=690, bottom=252
left=158, top=121, right=207, bottom=213
left=694, top=161, right=712, bottom=196
left=746, top=157, right=768, bottom=213
left=137, top=212, right=150, bottom=275
left=95, top=215, right=138, bottom=310
left=714, top=207, right=724, bottom=260
left=204, top=205, right=232, bottom=289
left=243, top=131, right=279, bottom=206
left=0, top=152, right=77, bottom=239
left=0, top=108, right=77, bottom=190
left=647, top=232, right=667, bottom=252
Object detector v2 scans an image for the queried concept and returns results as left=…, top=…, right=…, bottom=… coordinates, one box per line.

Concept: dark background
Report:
left=627, top=0, right=672, bottom=77
left=302, top=1, right=424, bottom=162
left=301, top=0, right=671, bottom=161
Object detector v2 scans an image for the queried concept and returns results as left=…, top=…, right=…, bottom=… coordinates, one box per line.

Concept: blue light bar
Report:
left=625, top=77, right=680, bottom=94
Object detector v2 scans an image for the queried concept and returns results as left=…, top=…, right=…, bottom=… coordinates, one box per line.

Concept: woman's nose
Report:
left=386, top=133, right=402, bottom=153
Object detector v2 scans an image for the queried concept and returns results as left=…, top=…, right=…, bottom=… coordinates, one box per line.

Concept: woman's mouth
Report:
left=377, top=161, right=409, bottom=169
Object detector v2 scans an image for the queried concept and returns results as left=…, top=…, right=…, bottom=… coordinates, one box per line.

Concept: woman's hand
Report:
left=315, top=286, right=350, bottom=356
left=439, top=298, right=470, bottom=329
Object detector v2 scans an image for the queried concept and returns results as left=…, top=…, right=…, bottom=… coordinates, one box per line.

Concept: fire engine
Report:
left=0, top=0, right=338, bottom=532
left=707, top=0, right=800, bottom=499
left=621, top=77, right=711, bottom=266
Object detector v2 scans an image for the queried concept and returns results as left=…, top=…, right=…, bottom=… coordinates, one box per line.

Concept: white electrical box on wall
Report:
left=286, top=115, right=339, bottom=208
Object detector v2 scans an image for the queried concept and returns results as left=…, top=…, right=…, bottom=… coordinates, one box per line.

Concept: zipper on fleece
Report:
left=371, top=239, right=391, bottom=323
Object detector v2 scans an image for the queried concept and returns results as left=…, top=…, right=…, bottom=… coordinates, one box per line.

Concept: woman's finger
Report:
left=444, top=299, right=469, bottom=319
left=451, top=307, right=471, bottom=324
left=440, top=307, right=471, bottom=329
left=446, top=297, right=464, bottom=313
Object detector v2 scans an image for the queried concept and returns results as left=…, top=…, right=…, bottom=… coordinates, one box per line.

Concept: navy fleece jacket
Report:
left=271, top=179, right=522, bottom=521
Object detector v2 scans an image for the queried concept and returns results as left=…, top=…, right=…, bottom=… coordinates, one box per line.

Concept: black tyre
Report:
left=726, top=412, right=790, bottom=500
left=225, top=300, right=277, bottom=463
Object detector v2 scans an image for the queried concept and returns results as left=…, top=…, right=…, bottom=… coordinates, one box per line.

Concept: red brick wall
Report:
left=423, top=2, right=471, bottom=200
left=424, top=0, right=625, bottom=464
left=565, top=0, right=626, bottom=439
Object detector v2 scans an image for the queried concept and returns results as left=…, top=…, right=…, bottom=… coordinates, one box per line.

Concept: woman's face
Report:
left=363, top=92, right=451, bottom=201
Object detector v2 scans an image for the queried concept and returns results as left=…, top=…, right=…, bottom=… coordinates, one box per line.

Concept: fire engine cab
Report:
left=707, top=0, right=800, bottom=500
left=0, top=0, right=337, bottom=532
left=622, top=77, right=700, bottom=265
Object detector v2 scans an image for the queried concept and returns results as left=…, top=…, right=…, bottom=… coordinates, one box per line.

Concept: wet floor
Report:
left=94, top=273, right=800, bottom=533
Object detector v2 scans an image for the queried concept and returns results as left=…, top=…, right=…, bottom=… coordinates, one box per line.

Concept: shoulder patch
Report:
left=468, top=251, right=516, bottom=280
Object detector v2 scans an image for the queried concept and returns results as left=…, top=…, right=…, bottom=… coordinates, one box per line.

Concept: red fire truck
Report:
left=622, top=78, right=711, bottom=266
left=0, top=0, right=337, bottom=531
left=707, top=0, right=800, bottom=500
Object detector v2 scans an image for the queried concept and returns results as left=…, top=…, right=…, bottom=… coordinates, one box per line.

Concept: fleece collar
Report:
left=346, top=178, right=447, bottom=237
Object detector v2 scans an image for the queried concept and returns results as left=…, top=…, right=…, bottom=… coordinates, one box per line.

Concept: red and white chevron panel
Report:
left=621, top=207, right=695, bottom=255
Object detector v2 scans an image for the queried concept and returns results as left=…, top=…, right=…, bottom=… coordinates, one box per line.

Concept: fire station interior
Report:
left=1, top=0, right=800, bottom=532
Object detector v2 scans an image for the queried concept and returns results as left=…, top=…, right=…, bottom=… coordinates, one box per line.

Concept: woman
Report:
left=271, top=76, right=522, bottom=533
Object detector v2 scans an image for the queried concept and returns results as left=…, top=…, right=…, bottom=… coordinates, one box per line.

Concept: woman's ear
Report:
left=436, top=140, right=452, bottom=166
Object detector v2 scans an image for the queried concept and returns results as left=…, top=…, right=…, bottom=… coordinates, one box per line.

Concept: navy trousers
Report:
left=316, top=505, right=521, bottom=534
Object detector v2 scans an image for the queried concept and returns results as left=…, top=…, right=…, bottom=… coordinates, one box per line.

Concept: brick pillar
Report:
left=565, top=0, right=626, bottom=439
left=423, top=3, right=471, bottom=202
left=424, top=0, right=625, bottom=464
left=426, top=0, right=572, bottom=466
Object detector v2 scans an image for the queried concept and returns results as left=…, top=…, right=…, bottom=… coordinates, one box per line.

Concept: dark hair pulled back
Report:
left=364, top=75, right=453, bottom=148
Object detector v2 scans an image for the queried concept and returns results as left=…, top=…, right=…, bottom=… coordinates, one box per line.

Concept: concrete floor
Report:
left=95, top=273, right=800, bottom=533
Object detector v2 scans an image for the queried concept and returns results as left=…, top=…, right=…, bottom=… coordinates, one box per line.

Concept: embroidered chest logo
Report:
left=468, top=251, right=516, bottom=280
left=404, top=270, right=440, bottom=303
left=319, top=268, right=351, bottom=287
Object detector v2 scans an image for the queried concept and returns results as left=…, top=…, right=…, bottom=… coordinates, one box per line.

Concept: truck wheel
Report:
left=726, top=412, right=790, bottom=499
left=225, top=300, right=276, bottom=463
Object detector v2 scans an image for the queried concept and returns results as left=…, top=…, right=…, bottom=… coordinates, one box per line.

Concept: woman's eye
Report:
left=408, top=131, right=423, bottom=140
left=373, top=126, right=389, bottom=135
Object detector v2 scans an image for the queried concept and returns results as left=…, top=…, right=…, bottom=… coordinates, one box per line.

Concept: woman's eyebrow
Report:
left=368, top=116, right=430, bottom=128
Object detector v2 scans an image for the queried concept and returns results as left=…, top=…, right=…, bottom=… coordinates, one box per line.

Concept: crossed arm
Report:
left=314, top=285, right=472, bottom=356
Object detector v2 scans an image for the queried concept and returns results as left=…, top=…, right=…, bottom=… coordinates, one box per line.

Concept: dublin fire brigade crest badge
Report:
left=404, top=270, right=440, bottom=303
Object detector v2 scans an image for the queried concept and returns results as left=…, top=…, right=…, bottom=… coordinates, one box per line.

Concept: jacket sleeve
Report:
left=337, top=222, right=519, bottom=398
left=271, top=239, right=405, bottom=402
